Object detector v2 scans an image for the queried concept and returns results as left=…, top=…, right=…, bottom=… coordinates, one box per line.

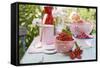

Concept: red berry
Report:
left=75, top=47, right=82, bottom=55
left=56, top=32, right=73, bottom=41
left=69, top=52, right=76, bottom=59
left=76, top=55, right=82, bottom=59
left=68, top=47, right=83, bottom=60
left=77, top=32, right=91, bottom=39
left=80, top=50, right=83, bottom=54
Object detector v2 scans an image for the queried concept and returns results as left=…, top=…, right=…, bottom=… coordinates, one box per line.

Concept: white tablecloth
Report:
left=20, top=36, right=96, bottom=64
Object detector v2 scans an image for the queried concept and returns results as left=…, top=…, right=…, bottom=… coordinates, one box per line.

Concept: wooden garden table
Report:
left=20, top=36, right=96, bottom=64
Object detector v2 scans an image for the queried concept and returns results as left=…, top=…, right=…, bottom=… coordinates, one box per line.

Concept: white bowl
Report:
left=70, top=22, right=93, bottom=36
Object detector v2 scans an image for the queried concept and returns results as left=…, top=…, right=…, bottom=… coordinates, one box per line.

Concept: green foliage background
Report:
left=19, top=5, right=96, bottom=61
left=19, top=4, right=42, bottom=60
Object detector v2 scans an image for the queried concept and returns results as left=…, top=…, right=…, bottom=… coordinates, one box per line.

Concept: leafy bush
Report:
left=19, top=4, right=42, bottom=60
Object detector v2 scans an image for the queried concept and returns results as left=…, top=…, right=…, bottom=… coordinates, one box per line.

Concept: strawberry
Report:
left=69, top=52, right=76, bottom=59
left=68, top=47, right=83, bottom=60
left=56, top=32, right=73, bottom=41
left=77, top=32, right=90, bottom=39
left=76, top=55, right=82, bottom=59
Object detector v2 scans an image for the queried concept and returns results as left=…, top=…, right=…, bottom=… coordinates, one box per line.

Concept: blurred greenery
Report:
left=64, top=7, right=96, bottom=23
left=19, top=4, right=42, bottom=60
left=19, top=5, right=96, bottom=61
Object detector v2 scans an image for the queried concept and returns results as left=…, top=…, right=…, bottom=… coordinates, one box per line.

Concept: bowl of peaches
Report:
left=70, top=12, right=93, bottom=39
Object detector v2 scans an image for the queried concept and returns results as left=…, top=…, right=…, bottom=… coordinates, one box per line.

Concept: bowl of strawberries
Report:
left=55, top=32, right=75, bottom=54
